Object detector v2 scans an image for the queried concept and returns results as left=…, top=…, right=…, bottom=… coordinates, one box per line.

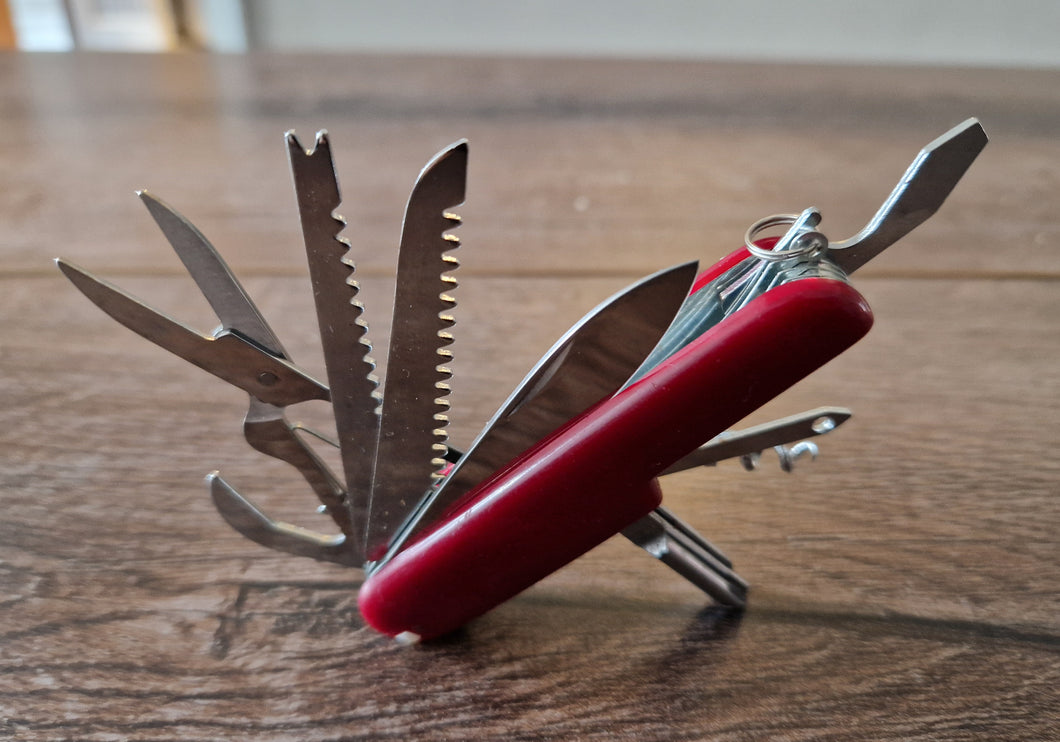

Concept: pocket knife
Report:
left=57, top=118, right=987, bottom=642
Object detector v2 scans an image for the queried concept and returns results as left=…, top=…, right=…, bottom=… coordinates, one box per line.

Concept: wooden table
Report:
left=1, top=52, right=1057, bottom=740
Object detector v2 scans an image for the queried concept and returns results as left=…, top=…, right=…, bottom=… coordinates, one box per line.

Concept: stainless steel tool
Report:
left=58, top=118, right=987, bottom=639
left=56, top=192, right=353, bottom=544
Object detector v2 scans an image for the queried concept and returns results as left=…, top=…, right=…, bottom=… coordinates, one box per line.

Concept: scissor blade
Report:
left=56, top=259, right=328, bottom=407
left=377, top=260, right=700, bottom=568
left=364, top=141, right=468, bottom=562
left=829, top=118, right=988, bottom=274
left=138, top=191, right=287, bottom=357
left=288, top=130, right=379, bottom=562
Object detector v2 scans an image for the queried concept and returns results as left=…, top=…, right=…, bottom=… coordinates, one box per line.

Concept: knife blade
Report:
left=377, top=259, right=700, bottom=568
left=363, top=141, right=468, bottom=562
left=287, top=130, right=380, bottom=562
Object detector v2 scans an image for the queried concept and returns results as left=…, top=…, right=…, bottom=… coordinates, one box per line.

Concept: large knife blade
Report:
left=377, top=259, right=700, bottom=568
left=363, top=141, right=468, bottom=562
left=288, top=130, right=380, bottom=562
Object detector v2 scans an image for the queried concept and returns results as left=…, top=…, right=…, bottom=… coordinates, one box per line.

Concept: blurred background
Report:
left=2, top=0, right=1058, bottom=67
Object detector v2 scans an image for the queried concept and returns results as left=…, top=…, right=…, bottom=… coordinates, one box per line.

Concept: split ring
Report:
left=744, top=211, right=830, bottom=261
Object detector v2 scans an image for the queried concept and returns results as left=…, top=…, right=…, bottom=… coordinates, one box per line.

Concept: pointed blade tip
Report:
left=136, top=189, right=170, bottom=218
left=423, top=139, right=469, bottom=172
left=654, top=260, right=700, bottom=295
left=677, top=258, right=700, bottom=278
left=56, top=258, right=106, bottom=300
left=135, top=190, right=200, bottom=241
left=413, top=140, right=469, bottom=205
left=54, top=256, right=79, bottom=283
left=208, top=473, right=275, bottom=533
left=55, top=256, right=89, bottom=284
left=208, top=472, right=258, bottom=514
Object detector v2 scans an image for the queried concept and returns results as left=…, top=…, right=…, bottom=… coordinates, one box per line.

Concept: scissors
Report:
left=56, top=192, right=362, bottom=563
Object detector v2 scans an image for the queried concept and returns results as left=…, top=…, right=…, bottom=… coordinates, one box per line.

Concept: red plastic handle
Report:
left=359, top=275, right=873, bottom=640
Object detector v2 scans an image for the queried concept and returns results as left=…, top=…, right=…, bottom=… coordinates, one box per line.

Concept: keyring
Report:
left=744, top=210, right=830, bottom=261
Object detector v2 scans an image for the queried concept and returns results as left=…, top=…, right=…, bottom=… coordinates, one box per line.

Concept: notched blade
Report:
left=365, top=141, right=468, bottom=561
left=288, top=130, right=380, bottom=562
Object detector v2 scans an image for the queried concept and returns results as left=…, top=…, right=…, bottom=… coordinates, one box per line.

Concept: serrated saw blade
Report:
left=364, top=141, right=468, bottom=562
left=287, top=130, right=380, bottom=562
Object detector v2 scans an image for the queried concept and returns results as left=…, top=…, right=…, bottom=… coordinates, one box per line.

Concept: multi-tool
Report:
left=57, top=118, right=987, bottom=643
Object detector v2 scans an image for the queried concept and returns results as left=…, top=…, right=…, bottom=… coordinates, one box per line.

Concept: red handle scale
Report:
left=359, top=273, right=873, bottom=640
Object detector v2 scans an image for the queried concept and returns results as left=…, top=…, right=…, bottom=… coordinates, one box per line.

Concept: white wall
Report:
left=242, top=0, right=1060, bottom=68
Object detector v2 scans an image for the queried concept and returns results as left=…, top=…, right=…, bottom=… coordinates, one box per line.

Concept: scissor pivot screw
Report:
left=257, top=372, right=279, bottom=387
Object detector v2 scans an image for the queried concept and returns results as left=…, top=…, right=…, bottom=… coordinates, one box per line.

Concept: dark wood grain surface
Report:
left=0, top=52, right=1057, bottom=741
